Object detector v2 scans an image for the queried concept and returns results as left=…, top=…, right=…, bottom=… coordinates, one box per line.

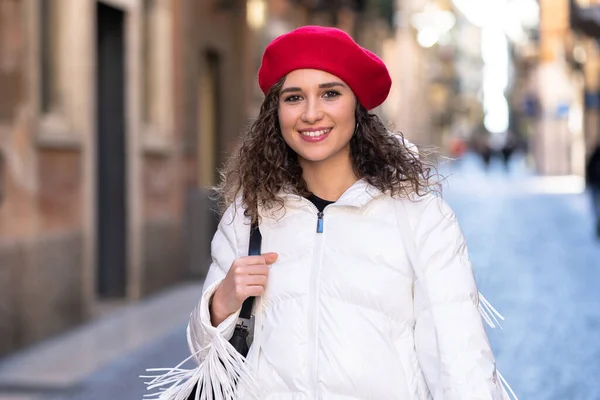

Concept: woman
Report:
left=145, top=26, right=514, bottom=400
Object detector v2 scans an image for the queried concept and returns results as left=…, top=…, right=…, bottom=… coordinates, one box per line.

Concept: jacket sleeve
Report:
left=410, top=194, right=508, bottom=399
left=186, top=203, right=245, bottom=364
left=142, top=201, right=260, bottom=398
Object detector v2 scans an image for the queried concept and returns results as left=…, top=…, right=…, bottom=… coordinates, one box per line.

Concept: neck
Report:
left=300, top=148, right=359, bottom=201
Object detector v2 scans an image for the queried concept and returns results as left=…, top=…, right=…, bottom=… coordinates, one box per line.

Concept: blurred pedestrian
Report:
left=449, top=135, right=468, bottom=161
left=501, top=131, right=518, bottom=173
left=586, top=143, right=600, bottom=238
left=145, top=26, right=514, bottom=399
left=472, top=131, right=492, bottom=170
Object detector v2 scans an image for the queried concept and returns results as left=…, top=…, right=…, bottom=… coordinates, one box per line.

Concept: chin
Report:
left=297, top=150, right=334, bottom=163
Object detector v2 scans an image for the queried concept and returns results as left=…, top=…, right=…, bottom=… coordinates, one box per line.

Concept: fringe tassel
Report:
left=497, top=370, right=518, bottom=400
left=140, top=334, right=260, bottom=400
left=476, top=294, right=517, bottom=399
left=478, top=292, right=505, bottom=330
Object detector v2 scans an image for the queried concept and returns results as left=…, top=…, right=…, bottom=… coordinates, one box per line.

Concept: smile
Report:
left=298, top=128, right=332, bottom=137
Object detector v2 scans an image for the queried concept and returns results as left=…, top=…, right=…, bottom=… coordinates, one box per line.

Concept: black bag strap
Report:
left=239, top=221, right=261, bottom=320
left=185, top=222, right=262, bottom=399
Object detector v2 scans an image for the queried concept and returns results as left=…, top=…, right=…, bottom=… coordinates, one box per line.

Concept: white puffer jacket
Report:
left=144, top=179, right=514, bottom=400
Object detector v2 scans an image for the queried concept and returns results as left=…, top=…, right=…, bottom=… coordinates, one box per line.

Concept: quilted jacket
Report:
left=145, top=179, right=514, bottom=399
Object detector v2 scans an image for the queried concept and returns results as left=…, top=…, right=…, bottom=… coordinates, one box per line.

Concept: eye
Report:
left=283, top=95, right=302, bottom=102
left=323, top=90, right=341, bottom=99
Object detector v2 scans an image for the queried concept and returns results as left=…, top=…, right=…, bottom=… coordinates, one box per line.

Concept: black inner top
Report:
left=307, top=194, right=335, bottom=213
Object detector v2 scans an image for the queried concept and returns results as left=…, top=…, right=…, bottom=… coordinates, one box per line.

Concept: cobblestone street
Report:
left=1, top=154, right=599, bottom=400
left=444, top=155, right=600, bottom=400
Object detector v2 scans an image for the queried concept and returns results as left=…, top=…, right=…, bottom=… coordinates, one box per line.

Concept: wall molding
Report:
left=36, top=113, right=81, bottom=150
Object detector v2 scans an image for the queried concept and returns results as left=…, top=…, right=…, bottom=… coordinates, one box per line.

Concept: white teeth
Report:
left=300, top=129, right=331, bottom=137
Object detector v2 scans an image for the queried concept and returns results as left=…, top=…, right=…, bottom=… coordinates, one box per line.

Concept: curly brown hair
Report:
left=216, top=77, right=440, bottom=222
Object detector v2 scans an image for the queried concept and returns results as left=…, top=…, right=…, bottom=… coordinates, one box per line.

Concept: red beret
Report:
left=258, top=26, right=392, bottom=110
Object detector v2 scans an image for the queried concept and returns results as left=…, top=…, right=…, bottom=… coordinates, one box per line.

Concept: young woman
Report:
left=146, top=26, right=514, bottom=400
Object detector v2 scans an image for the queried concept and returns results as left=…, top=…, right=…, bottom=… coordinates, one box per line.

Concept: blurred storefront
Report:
left=384, top=0, right=440, bottom=147
left=533, top=0, right=583, bottom=175
left=385, top=0, right=482, bottom=151
left=570, top=0, right=600, bottom=167
left=508, top=0, right=598, bottom=176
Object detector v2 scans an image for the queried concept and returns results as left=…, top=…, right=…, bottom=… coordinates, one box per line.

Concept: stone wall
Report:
left=142, top=217, right=185, bottom=296
left=0, top=231, right=83, bottom=357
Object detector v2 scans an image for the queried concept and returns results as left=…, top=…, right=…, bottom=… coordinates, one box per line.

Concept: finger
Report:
left=239, top=255, right=271, bottom=266
left=243, top=275, right=268, bottom=286
left=245, top=285, right=266, bottom=297
left=238, top=253, right=278, bottom=266
left=233, top=265, right=269, bottom=291
left=234, top=274, right=267, bottom=289
left=244, top=265, right=270, bottom=276
left=263, top=252, right=278, bottom=264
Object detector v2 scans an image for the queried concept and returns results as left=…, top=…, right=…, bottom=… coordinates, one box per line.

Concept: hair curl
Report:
left=215, top=78, right=441, bottom=222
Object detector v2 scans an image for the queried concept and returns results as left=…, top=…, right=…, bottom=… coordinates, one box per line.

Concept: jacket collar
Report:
left=282, top=178, right=383, bottom=210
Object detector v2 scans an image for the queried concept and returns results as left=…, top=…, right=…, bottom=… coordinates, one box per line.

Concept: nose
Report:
left=301, top=97, right=324, bottom=124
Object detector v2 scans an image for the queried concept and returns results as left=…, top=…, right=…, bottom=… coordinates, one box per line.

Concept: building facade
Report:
left=0, top=0, right=193, bottom=357
left=510, top=0, right=594, bottom=176
left=0, top=0, right=393, bottom=357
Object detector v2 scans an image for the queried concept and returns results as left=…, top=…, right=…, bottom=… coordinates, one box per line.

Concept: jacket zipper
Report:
left=317, top=211, right=324, bottom=233
left=305, top=200, right=328, bottom=398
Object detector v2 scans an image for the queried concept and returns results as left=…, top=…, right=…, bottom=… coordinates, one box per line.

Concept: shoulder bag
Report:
left=186, top=221, right=261, bottom=399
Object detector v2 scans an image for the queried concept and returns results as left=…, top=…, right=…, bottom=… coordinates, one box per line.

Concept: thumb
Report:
left=263, top=252, right=279, bottom=264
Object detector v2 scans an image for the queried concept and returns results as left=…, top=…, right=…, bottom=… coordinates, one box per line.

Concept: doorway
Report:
left=198, top=50, right=221, bottom=187
left=186, top=50, right=222, bottom=278
left=96, top=2, right=127, bottom=298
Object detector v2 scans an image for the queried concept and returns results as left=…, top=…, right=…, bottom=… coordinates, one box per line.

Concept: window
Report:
left=197, top=51, right=221, bottom=186
left=0, top=0, right=23, bottom=122
left=141, top=0, right=174, bottom=151
left=142, top=0, right=159, bottom=125
left=39, top=0, right=62, bottom=114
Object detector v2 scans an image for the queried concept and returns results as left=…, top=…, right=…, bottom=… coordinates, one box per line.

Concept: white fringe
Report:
left=140, top=333, right=260, bottom=400
left=477, top=294, right=517, bottom=399
left=478, top=292, right=505, bottom=330
left=498, top=370, right=518, bottom=400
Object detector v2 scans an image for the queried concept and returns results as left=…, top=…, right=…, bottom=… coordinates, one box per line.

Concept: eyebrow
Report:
left=280, top=82, right=346, bottom=95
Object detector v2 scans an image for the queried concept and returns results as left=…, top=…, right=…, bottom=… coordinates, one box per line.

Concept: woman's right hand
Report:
left=210, top=252, right=278, bottom=327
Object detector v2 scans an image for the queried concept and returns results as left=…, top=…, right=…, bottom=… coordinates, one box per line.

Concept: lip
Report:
left=297, top=127, right=332, bottom=143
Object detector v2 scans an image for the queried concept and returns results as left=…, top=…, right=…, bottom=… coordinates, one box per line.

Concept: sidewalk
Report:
left=0, top=282, right=203, bottom=400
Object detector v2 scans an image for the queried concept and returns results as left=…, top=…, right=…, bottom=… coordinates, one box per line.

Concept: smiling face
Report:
left=278, top=69, right=357, bottom=167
